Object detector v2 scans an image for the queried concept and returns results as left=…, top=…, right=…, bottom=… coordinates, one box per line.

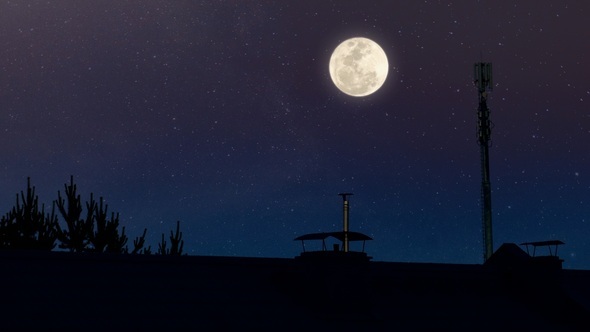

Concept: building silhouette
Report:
left=1, top=239, right=589, bottom=330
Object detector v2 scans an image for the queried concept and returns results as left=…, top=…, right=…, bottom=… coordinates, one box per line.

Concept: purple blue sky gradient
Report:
left=1, top=1, right=589, bottom=268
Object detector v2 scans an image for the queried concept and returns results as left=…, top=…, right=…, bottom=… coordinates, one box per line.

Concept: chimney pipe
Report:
left=338, top=193, right=353, bottom=253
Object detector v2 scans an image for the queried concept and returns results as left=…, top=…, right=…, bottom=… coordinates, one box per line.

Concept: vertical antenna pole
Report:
left=338, top=193, right=353, bottom=253
left=474, top=62, right=494, bottom=262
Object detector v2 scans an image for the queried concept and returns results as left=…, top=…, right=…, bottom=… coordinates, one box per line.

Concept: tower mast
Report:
left=474, top=62, right=494, bottom=262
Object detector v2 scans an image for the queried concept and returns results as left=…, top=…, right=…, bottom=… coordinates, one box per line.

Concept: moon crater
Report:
left=329, top=37, right=389, bottom=97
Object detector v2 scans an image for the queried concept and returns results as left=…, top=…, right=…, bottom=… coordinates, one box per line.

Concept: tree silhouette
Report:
left=1, top=176, right=185, bottom=256
left=158, top=221, right=184, bottom=255
left=54, top=176, right=132, bottom=253
left=89, top=196, right=128, bottom=253
left=54, top=176, right=94, bottom=252
left=0, top=178, right=57, bottom=250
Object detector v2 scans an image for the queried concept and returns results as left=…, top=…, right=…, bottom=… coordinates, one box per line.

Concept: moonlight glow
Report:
left=329, top=37, right=389, bottom=97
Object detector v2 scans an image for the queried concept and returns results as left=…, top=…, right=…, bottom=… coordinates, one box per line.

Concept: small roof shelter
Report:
left=520, top=240, right=564, bottom=257
left=294, top=231, right=372, bottom=253
left=294, top=193, right=373, bottom=262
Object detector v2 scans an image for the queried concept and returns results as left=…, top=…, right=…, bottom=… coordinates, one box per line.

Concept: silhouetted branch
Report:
left=130, top=228, right=148, bottom=254
left=158, top=233, right=168, bottom=255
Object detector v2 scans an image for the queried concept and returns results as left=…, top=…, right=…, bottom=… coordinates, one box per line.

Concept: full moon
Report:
left=329, top=37, right=389, bottom=97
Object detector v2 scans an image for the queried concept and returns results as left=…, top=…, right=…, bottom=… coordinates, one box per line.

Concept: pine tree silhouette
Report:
left=54, top=176, right=94, bottom=252
left=89, top=196, right=128, bottom=253
left=158, top=221, right=184, bottom=255
left=0, top=178, right=57, bottom=250
left=1, top=176, right=186, bottom=255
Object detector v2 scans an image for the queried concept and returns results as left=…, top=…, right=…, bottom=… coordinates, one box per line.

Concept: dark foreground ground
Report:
left=1, top=249, right=589, bottom=331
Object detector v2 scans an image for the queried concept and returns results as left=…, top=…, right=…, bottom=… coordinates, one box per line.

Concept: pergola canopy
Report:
left=294, top=231, right=372, bottom=242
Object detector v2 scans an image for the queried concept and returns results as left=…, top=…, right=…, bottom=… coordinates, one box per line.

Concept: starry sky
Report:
left=1, top=1, right=589, bottom=269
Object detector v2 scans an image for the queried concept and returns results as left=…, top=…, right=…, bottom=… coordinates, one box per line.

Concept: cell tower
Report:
left=474, top=62, right=494, bottom=262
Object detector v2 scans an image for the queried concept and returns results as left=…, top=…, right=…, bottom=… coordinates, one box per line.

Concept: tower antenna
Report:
left=474, top=62, right=494, bottom=262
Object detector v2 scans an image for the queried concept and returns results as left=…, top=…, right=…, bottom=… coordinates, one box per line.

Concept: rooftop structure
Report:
left=294, top=193, right=372, bottom=262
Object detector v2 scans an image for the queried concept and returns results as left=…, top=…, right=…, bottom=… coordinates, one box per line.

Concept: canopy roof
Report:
left=520, top=240, right=564, bottom=258
left=520, top=240, right=564, bottom=247
left=294, top=231, right=372, bottom=242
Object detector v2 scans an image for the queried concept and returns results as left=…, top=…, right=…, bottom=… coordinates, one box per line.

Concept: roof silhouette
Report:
left=1, top=247, right=588, bottom=330
left=485, top=242, right=532, bottom=267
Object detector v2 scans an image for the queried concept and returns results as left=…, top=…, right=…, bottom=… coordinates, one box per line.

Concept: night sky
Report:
left=1, top=1, right=589, bottom=269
